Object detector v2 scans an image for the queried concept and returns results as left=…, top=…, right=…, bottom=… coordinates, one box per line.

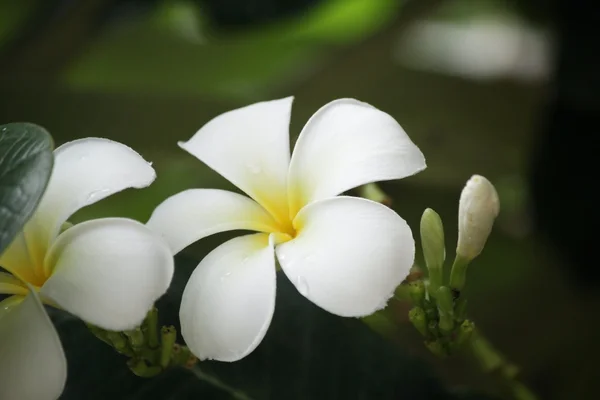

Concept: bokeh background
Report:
left=1, top=0, right=597, bottom=399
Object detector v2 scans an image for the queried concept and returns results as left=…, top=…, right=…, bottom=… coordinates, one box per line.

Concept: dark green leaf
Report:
left=0, top=122, right=53, bottom=254
left=53, top=254, right=492, bottom=400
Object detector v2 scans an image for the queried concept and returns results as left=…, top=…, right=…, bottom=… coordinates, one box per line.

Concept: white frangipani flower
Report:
left=0, top=138, right=174, bottom=400
left=148, top=97, right=426, bottom=362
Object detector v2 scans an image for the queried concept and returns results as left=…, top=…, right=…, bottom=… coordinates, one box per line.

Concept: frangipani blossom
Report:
left=0, top=139, right=174, bottom=400
left=148, top=97, right=426, bottom=362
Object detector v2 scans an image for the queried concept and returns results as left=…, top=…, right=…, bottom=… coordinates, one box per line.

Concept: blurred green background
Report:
left=1, top=0, right=597, bottom=399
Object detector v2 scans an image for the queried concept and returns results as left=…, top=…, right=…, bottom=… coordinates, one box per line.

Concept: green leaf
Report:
left=0, top=122, right=53, bottom=254
left=52, top=254, right=458, bottom=399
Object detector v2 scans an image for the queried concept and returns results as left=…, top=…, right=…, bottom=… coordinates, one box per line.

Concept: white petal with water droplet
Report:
left=24, top=138, right=156, bottom=268
left=276, top=196, right=414, bottom=317
left=180, top=233, right=276, bottom=362
left=288, top=99, right=425, bottom=215
left=179, top=97, right=293, bottom=224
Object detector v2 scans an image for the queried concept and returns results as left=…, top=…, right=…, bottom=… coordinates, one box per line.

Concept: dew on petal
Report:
left=296, top=276, right=309, bottom=296
left=85, top=188, right=111, bottom=203
left=220, top=271, right=233, bottom=282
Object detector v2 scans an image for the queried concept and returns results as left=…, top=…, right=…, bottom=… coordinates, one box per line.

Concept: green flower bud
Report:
left=425, top=339, right=448, bottom=358
left=358, top=183, right=391, bottom=206
left=408, top=280, right=426, bottom=306
left=408, top=307, right=428, bottom=337
left=456, top=175, right=500, bottom=261
left=160, top=326, right=177, bottom=368
left=420, top=208, right=445, bottom=295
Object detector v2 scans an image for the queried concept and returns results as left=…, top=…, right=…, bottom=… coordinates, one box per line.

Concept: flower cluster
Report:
left=0, top=97, right=431, bottom=399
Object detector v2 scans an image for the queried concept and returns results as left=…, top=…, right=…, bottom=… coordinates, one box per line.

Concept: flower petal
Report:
left=179, top=97, right=293, bottom=225
left=0, top=295, right=24, bottom=316
left=0, top=290, right=67, bottom=400
left=25, top=138, right=156, bottom=269
left=276, top=196, right=414, bottom=317
left=147, top=189, right=281, bottom=254
left=180, top=233, right=276, bottom=362
left=0, top=272, right=28, bottom=296
left=288, top=99, right=426, bottom=216
left=41, top=218, right=174, bottom=331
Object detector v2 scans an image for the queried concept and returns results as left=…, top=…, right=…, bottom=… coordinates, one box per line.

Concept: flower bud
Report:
left=456, top=175, right=500, bottom=261
left=408, top=307, right=428, bottom=337
left=420, top=208, right=445, bottom=295
left=358, top=183, right=392, bottom=206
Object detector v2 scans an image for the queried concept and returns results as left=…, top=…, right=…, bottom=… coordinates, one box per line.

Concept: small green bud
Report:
left=425, top=339, right=448, bottom=358
left=436, top=286, right=454, bottom=334
left=428, top=320, right=439, bottom=337
left=408, top=280, right=426, bottom=306
left=106, top=331, right=133, bottom=356
left=127, top=359, right=163, bottom=378
left=424, top=300, right=438, bottom=321
left=394, top=283, right=411, bottom=301
left=456, top=175, right=500, bottom=262
left=408, top=307, right=428, bottom=337
left=358, top=183, right=391, bottom=206
left=420, top=208, right=445, bottom=295
left=144, top=307, right=160, bottom=349
left=456, top=320, right=475, bottom=347
left=160, top=326, right=177, bottom=368
left=124, top=327, right=145, bottom=349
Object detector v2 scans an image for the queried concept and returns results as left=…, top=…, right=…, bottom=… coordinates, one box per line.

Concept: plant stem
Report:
left=189, top=366, right=255, bottom=400
left=467, top=329, right=538, bottom=400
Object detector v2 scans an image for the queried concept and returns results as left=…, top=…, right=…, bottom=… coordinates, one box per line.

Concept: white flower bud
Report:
left=456, top=175, right=500, bottom=261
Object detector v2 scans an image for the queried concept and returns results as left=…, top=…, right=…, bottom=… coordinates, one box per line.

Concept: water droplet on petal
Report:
left=85, top=188, right=110, bottom=203
left=296, top=276, right=309, bottom=296
left=220, top=271, right=233, bottom=282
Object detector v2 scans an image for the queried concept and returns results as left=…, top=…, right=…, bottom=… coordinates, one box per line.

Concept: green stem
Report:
left=449, top=254, right=470, bottom=292
left=435, top=286, right=454, bottom=334
left=146, top=307, right=159, bottom=349
left=160, top=326, right=177, bottom=368
left=189, top=366, right=255, bottom=400
left=467, top=329, right=538, bottom=400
